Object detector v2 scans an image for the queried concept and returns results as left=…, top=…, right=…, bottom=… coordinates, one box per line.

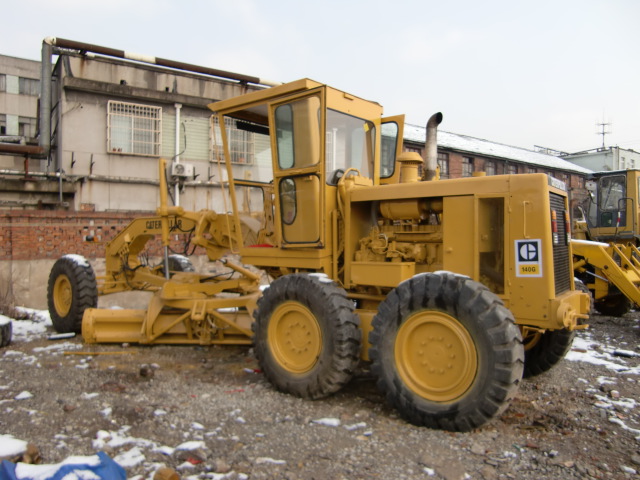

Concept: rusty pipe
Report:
left=44, top=37, right=280, bottom=87
left=422, top=112, right=443, bottom=181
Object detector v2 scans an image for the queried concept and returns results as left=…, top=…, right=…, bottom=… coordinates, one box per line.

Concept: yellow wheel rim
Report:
left=268, top=301, right=322, bottom=374
left=53, top=274, right=72, bottom=317
left=395, top=311, right=477, bottom=403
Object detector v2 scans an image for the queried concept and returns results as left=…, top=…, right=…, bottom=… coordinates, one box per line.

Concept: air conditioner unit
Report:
left=170, top=162, right=194, bottom=178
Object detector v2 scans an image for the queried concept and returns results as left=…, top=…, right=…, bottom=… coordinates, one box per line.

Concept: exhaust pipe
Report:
left=422, top=112, right=443, bottom=181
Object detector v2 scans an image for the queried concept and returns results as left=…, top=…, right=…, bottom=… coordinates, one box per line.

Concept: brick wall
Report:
left=0, top=210, right=199, bottom=261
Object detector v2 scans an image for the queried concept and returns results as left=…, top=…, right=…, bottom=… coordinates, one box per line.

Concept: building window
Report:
left=108, top=101, right=162, bottom=156
left=18, top=116, right=37, bottom=137
left=507, top=164, right=517, bottom=175
left=18, top=77, right=39, bottom=96
left=527, top=167, right=537, bottom=174
left=211, top=116, right=255, bottom=164
left=0, top=114, right=5, bottom=135
left=485, top=160, right=496, bottom=176
left=0, top=74, right=5, bottom=93
left=563, top=173, right=571, bottom=186
left=462, top=156, right=474, bottom=177
left=438, top=152, right=449, bottom=178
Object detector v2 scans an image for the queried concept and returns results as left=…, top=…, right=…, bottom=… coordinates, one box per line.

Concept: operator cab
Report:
left=208, top=79, right=404, bottom=254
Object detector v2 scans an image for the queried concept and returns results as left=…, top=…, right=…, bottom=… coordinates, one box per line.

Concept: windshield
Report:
left=325, top=109, right=375, bottom=182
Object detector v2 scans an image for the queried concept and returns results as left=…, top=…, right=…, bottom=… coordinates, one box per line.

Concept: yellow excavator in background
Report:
left=573, top=169, right=640, bottom=316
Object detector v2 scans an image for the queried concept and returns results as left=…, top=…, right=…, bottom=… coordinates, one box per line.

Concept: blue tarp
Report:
left=0, top=451, right=125, bottom=480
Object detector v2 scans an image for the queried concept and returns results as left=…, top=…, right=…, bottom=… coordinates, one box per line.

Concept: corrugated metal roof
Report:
left=404, top=123, right=592, bottom=174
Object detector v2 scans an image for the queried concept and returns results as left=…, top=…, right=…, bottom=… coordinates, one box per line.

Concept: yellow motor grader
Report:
left=48, top=79, right=589, bottom=431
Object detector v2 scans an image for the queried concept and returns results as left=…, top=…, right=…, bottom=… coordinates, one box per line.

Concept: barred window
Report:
left=18, top=116, right=37, bottom=137
left=18, top=77, right=39, bottom=96
left=485, top=160, right=496, bottom=176
left=0, top=74, right=5, bottom=92
left=211, top=116, right=255, bottom=164
left=507, top=164, right=517, bottom=175
left=438, top=152, right=449, bottom=178
left=108, top=101, right=162, bottom=156
left=462, top=156, right=474, bottom=177
left=527, top=167, right=537, bottom=174
left=0, top=114, right=6, bottom=135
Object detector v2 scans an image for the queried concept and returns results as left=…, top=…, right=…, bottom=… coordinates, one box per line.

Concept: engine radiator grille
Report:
left=550, top=192, right=571, bottom=295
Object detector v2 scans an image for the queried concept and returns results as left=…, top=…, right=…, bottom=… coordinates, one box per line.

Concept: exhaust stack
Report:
left=422, top=112, right=443, bottom=181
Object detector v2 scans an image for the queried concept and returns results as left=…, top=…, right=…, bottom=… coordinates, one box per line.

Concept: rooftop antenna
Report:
left=596, top=116, right=612, bottom=149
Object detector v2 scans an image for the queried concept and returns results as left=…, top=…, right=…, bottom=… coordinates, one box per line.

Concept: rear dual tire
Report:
left=369, top=272, right=524, bottom=432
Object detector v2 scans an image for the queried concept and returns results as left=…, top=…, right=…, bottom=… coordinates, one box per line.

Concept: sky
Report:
left=2, top=0, right=638, bottom=154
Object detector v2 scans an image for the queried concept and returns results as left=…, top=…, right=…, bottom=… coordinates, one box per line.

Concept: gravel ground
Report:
left=1, top=310, right=639, bottom=480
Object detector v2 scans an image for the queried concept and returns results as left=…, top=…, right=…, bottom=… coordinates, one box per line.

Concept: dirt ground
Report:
left=1, top=310, right=639, bottom=480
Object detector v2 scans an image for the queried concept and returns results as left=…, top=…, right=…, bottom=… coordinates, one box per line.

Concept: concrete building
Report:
left=560, top=146, right=640, bottom=172
left=0, top=55, right=40, bottom=140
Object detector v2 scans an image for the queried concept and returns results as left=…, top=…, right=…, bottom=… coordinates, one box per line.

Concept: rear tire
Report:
left=369, top=272, right=524, bottom=432
left=594, top=288, right=631, bottom=317
left=47, top=255, right=98, bottom=333
left=253, top=274, right=361, bottom=399
left=522, top=328, right=575, bottom=378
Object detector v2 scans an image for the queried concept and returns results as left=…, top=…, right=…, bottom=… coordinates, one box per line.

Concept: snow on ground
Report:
left=0, top=310, right=639, bottom=477
left=7, top=308, right=52, bottom=342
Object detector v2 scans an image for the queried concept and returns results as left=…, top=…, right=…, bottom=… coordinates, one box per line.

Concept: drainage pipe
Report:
left=174, top=103, right=182, bottom=206
left=39, top=40, right=52, bottom=158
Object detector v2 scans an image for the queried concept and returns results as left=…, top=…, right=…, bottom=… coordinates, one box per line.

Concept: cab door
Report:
left=270, top=89, right=326, bottom=248
left=377, top=115, right=405, bottom=185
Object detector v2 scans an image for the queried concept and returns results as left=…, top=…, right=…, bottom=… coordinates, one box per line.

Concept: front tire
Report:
left=253, top=274, right=361, bottom=399
left=369, top=272, right=524, bottom=432
left=47, top=255, right=98, bottom=333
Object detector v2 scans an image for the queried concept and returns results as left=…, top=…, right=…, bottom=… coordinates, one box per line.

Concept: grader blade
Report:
left=83, top=308, right=146, bottom=344
left=82, top=287, right=258, bottom=345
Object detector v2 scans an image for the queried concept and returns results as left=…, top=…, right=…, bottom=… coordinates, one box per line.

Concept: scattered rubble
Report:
left=0, top=308, right=639, bottom=479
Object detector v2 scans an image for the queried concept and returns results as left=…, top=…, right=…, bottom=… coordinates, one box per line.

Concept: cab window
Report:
left=326, top=109, right=375, bottom=183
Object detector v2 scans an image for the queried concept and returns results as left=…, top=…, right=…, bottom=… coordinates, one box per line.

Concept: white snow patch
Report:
left=0, top=314, right=11, bottom=326
left=176, top=440, right=205, bottom=451
left=154, top=445, right=175, bottom=456
left=344, top=422, right=367, bottom=431
left=92, top=427, right=156, bottom=450
left=14, top=391, right=33, bottom=400
left=113, top=446, right=146, bottom=468
left=308, top=273, right=333, bottom=283
left=62, top=254, right=90, bottom=268
left=255, top=457, right=286, bottom=465
left=33, top=342, right=82, bottom=353
left=191, top=422, right=205, bottom=430
left=312, top=417, right=341, bottom=427
left=566, top=335, right=639, bottom=373
left=81, top=392, right=99, bottom=400
left=0, top=434, right=27, bottom=457
left=154, top=409, right=167, bottom=416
